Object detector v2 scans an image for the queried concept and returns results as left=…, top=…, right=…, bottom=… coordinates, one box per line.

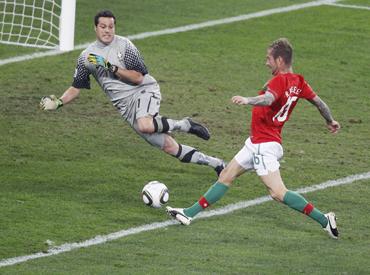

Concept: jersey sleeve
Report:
left=301, top=81, right=317, bottom=99
left=266, top=76, right=284, bottom=100
left=124, top=40, right=148, bottom=75
left=71, top=55, right=91, bottom=89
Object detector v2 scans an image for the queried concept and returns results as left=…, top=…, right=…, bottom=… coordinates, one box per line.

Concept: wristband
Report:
left=56, top=98, right=64, bottom=109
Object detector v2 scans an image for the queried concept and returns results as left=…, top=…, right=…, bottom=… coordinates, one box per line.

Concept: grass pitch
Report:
left=1, top=0, right=370, bottom=273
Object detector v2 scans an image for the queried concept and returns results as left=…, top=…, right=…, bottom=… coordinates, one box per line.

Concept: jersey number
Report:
left=273, top=96, right=298, bottom=122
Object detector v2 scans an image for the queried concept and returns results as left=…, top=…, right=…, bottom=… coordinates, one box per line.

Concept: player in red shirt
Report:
left=167, top=38, right=340, bottom=239
left=250, top=73, right=317, bottom=144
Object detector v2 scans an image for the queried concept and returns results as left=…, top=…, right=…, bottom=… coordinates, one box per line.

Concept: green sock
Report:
left=283, top=190, right=328, bottom=227
left=184, top=182, right=229, bottom=217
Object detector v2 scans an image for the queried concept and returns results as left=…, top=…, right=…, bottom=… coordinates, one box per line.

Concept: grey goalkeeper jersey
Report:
left=72, top=35, right=158, bottom=102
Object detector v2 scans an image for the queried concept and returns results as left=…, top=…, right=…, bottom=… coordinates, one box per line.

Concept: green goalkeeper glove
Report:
left=40, top=95, right=63, bottom=110
left=87, top=53, right=118, bottom=73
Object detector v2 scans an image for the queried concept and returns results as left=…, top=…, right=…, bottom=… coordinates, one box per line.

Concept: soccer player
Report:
left=167, top=38, right=341, bottom=239
left=40, top=10, right=225, bottom=174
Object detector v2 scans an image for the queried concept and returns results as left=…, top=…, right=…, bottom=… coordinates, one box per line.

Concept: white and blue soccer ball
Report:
left=142, top=181, right=169, bottom=208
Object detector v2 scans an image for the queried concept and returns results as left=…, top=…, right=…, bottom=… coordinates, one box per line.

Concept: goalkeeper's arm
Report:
left=115, top=68, right=143, bottom=85
left=60, top=86, right=80, bottom=105
left=87, top=53, right=143, bottom=84
left=40, top=86, right=80, bottom=110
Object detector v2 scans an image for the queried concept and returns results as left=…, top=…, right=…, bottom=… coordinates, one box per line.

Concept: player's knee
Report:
left=162, top=143, right=178, bottom=155
left=218, top=169, right=234, bottom=186
left=162, top=136, right=178, bottom=155
left=136, top=120, right=155, bottom=134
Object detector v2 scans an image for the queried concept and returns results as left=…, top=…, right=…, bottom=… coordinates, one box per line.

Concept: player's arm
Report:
left=232, top=91, right=275, bottom=106
left=114, top=67, right=143, bottom=85
left=87, top=53, right=144, bottom=85
left=60, top=86, right=81, bottom=104
left=39, top=87, right=80, bottom=110
left=117, top=40, right=148, bottom=85
left=308, top=95, right=340, bottom=134
left=40, top=54, right=88, bottom=111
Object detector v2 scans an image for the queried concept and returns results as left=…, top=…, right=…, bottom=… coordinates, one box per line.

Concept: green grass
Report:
left=4, top=181, right=370, bottom=274
left=345, top=0, right=370, bottom=6
left=1, top=0, right=370, bottom=273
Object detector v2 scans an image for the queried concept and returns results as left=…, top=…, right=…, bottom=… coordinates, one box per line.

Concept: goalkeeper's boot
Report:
left=324, top=212, right=339, bottom=239
left=214, top=160, right=226, bottom=176
left=166, top=206, right=192, bottom=225
left=185, top=118, right=210, bottom=140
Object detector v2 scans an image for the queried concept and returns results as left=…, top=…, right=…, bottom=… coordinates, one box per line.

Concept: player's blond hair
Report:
left=269, top=38, right=293, bottom=65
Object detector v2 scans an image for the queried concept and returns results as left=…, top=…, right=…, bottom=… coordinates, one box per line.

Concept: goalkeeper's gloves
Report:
left=40, top=95, right=63, bottom=110
left=87, top=53, right=118, bottom=73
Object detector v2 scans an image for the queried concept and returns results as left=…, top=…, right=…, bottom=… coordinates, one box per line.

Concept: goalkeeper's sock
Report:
left=184, top=182, right=229, bottom=218
left=283, top=190, right=328, bottom=227
left=153, top=116, right=189, bottom=133
left=174, top=144, right=222, bottom=168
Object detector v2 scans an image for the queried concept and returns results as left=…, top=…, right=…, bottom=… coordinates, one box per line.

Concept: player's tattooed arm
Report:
left=309, top=95, right=334, bottom=123
left=309, top=95, right=340, bottom=133
left=232, top=91, right=275, bottom=106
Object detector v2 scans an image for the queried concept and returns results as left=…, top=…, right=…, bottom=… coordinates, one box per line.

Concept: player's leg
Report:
left=167, top=143, right=252, bottom=225
left=134, top=89, right=210, bottom=140
left=133, top=128, right=225, bottom=174
left=134, top=116, right=155, bottom=133
left=187, top=158, right=245, bottom=215
left=259, top=170, right=338, bottom=238
left=167, top=158, right=245, bottom=225
left=166, top=137, right=225, bottom=174
left=153, top=115, right=210, bottom=140
left=255, top=139, right=338, bottom=239
left=137, top=115, right=210, bottom=140
left=128, top=88, right=223, bottom=171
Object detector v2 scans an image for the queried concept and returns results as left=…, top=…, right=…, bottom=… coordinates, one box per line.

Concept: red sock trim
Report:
left=303, top=203, right=314, bottom=215
left=198, top=196, right=210, bottom=209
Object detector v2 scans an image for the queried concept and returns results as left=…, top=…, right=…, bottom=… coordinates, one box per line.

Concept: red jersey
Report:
left=250, top=73, right=316, bottom=144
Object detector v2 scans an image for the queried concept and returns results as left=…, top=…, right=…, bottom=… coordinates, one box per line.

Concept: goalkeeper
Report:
left=40, top=10, right=225, bottom=174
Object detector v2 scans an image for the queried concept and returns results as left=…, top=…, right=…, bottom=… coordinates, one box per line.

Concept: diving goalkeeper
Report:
left=40, top=10, right=225, bottom=175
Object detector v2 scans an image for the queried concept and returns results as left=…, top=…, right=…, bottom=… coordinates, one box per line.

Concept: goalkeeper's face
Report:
left=95, top=17, right=115, bottom=45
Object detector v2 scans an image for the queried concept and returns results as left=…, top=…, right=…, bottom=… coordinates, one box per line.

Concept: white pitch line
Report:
left=1, top=171, right=369, bottom=268
left=0, top=0, right=339, bottom=67
left=326, top=3, right=370, bottom=11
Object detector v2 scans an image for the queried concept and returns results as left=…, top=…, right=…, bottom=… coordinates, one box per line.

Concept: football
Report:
left=142, top=181, right=169, bottom=208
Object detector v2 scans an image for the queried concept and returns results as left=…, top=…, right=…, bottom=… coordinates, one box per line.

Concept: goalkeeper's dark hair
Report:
left=269, top=38, right=293, bottom=65
left=94, top=10, right=116, bottom=26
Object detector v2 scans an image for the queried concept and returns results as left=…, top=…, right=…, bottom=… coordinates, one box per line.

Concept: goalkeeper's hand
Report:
left=87, top=53, right=118, bottom=73
left=40, top=95, right=63, bottom=110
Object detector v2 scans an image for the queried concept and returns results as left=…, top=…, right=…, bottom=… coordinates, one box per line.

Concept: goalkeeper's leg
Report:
left=135, top=130, right=224, bottom=175
left=136, top=115, right=210, bottom=140
left=134, top=90, right=210, bottom=140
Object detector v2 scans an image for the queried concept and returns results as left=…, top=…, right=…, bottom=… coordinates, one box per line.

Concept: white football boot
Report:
left=166, top=206, right=192, bottom=225
left=324, top=212, right=339, bottom=239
